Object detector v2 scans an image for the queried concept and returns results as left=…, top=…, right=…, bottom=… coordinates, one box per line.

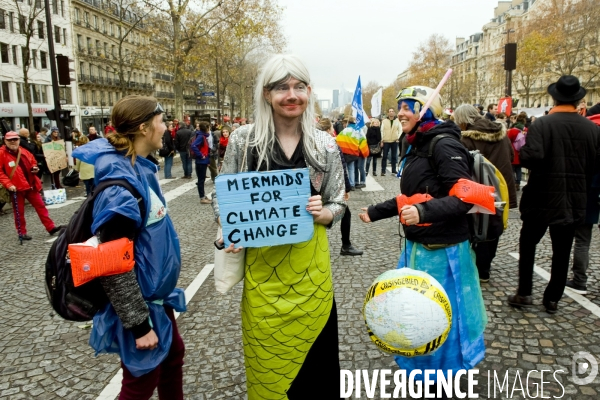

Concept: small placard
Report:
left=215, top=168, right=314, bottom=248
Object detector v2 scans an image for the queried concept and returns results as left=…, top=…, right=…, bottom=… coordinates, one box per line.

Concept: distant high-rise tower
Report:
left=332, top=90, right=339, bottom=108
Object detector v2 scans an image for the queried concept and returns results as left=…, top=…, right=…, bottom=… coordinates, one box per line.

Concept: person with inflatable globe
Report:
left=359, top=85, right=487, bottom=397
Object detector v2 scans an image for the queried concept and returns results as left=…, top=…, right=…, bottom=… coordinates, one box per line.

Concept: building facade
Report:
left=0, top=0, right=77, bottom=131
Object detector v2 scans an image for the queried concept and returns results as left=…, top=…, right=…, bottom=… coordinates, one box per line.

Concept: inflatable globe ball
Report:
left=363, top=268, right=452, bottom=357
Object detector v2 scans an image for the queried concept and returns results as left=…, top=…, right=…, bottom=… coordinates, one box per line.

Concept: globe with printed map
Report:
left=363, top=268, right=452, bottom=357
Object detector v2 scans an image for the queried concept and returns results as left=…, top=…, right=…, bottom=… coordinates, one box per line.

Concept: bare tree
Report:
left=5, top=0, right=47, bottom=130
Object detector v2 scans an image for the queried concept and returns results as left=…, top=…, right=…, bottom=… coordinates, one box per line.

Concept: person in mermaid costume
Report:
left=212, top=54, right=346, bottom=399
left=359, top=86, right=487, bottom=399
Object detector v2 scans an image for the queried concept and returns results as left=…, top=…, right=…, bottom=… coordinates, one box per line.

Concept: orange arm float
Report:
left=396, top=193, right=433, bottom=226
left=68, top=237, right=135, bottom=287
left=449, top=178, right=496, bottom=214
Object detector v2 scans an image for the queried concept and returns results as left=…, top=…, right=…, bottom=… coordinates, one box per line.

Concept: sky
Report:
left=277, top=0, right=502, bottom=103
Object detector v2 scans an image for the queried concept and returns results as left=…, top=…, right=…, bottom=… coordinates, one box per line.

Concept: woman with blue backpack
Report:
left=72, top=95, right=185, bottom=400
left=191, top=121, right=212, bottom=204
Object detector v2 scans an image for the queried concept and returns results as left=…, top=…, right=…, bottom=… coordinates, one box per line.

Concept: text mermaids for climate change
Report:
left=216, top=169, right=314, bottom=247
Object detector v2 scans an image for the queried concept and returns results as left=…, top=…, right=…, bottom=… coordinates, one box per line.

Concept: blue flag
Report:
left=352, top=76, right=365, bottom=130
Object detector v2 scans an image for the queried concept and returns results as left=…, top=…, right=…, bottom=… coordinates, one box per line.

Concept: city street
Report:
left=1, top=159, right=600, bottom=400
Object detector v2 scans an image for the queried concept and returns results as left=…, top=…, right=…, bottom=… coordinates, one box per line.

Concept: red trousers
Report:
left=118, top=307, right=185, bottom=400
left=11, top=189, right=55, bottom=235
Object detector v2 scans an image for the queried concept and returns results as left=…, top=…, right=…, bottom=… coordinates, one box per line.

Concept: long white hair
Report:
left=252, top=54, right=321, bottom=170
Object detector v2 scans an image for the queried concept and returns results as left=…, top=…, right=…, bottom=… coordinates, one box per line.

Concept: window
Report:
left=9, top=12, right=14, bottom=32
left=93, top=15, right=98, bottom=30
left=77, top=34, right=83, bottom=51
left=110, top=22, right=114, bottom=36
left=86, top=37, right=92, bottom=53
left=0, top=81, right=10, bottom=103
left=91, top=89, right=96, bottom=105
left=84, top=12, right=89, bottom=26
left=61, top=0, right=64, bottom=17
left=12, top=45, right=18, bottom=65
left=54, top=25, right=60, bottom=43
left=41, top=85, right=47, bottom=103
left=62, top=28, right=66, bottom=45
left=38, top=20, right=44, bottom=38
left=18, top=15, right=25, bottom=34
left=95, top=40, right=100, bottom=55
left=79, top=62, right=85, bottom=76
left=31, top=84, right=40, bottom=103
left=31, top=49, right=37, bottom=68
left=59, top=87, right=72, bottom=104
left=0, top=43, right=8, bottom=63
left=40, top=51, right=47, bottom=68
left=0, top=8, right=5, bottom=29
left=111, top=45, right=115, bottom=59
left=107, top=91, right=112, bottom=105
left=102, top=19, right=106, bottom=33
left=21, top=47, right=28, bottom=66
left=74, top=8, right=80, bottom=24
left=104, top=42, right=108, bottom=57
left=81, top=89, right=88, bottom=105
left=52, top=0, right=58, bottom=14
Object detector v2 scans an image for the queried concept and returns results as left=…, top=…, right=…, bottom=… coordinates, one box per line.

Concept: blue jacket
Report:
left=72, top=139, right=185, bottom=377
left=191, top=131, right=210, bottom=165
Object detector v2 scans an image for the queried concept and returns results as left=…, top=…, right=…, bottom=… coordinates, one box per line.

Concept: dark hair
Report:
left=198, top=121, right=211, bottom=132
left=487, top=104, right=496, bottom=111
left=555, top=99, right=580, bottom=108
left=497, top=113, right=507, bottom=119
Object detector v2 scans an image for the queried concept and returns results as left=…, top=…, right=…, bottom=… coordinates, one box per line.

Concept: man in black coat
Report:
left=174, top=121, right=194, bottom=179
left=508, top=75, right=600, bottom=313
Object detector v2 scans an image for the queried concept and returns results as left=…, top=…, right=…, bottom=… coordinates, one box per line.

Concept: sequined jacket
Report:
left=211, top=124, right=346, bottom=226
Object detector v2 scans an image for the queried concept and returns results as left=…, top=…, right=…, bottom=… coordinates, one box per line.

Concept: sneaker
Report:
left=565, top=280, right=587, bottom=295
left=355, top=183, right=366, bottom=189
left=49, top=225, right=65, bottom=235
left=21, top=234, right=32, bottom=240
left=200, top=197, right=212, bottom=204
left=340, top=245, right=363, bottom=256
left=381, top=173, right=386, bottom=176
left=372, top=173, right=377, bottom=177
left=479, top=271, right=490, bottom=283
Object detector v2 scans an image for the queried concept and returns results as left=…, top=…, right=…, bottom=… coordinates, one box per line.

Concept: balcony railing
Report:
left=155, top=91, right=175, bottom=99
left=153, top=73, right=173, bottom=82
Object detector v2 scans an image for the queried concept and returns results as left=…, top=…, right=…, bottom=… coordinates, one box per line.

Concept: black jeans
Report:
left=518, top=219, right=576, bottom=302
left=381, top=142, right=398, bottom=173
left=195, top=163, right=208, bottom=198
left=473, top=238, right=499, bottom=278
left=341, top=207, right=351, bottom=247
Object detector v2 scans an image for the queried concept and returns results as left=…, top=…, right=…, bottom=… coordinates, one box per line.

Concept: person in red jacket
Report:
left=0, top=131, right=63, bottom=241
left=506, top=120, right=525, bottom=191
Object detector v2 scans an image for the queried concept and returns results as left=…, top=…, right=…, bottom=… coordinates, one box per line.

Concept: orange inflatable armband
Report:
left=396, top=193, right=433, bottom=226
left=449, top=178, right=495, bottom=214
left=68, top=237, right=135, bottom=287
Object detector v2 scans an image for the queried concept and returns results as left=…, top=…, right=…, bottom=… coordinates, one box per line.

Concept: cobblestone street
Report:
left=1, top=160, right=600, bottom=400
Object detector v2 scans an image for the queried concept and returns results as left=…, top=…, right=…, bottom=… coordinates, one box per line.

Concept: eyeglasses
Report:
left=117, top=102, right=164, bottom=132
left=141, top=102, right=165, bottom=123
left=5, top=138, right=19, bottom=142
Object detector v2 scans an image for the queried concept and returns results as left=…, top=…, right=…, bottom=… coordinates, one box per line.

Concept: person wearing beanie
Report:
left=359, top=85, right=487, bottom=398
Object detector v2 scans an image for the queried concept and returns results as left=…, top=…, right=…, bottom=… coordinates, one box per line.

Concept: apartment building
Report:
left=0, top=0, right=77, bottom=131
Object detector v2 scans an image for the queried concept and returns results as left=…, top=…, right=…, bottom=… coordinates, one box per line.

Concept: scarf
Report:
left=549, top=105, right=578, bottom=115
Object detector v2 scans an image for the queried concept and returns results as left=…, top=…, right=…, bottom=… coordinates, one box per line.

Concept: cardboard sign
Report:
left=215, top=168, right=314, bottom=248
left=42, top=140, right=67, bottom=173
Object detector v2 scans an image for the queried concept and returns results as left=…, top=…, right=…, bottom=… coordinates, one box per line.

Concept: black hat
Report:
left=547, top=75, right=586, bottom=103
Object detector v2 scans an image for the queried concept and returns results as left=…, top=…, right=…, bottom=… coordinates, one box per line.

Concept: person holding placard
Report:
left=212, top=54, right=346, bottom=400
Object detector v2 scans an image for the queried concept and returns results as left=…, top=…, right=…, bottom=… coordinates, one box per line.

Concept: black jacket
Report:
left=368, top=121, right=473, bottom=244
left=174, top=125, right=193, bottom=152
left=163, top=130, right=175, bottom=153
left=519, top=111, right=600, bottom=225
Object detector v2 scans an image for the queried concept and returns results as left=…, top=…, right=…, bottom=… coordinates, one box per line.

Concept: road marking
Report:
left=95, top=263, right=215, bottom=400
left=508, top=252, right=600, bottom=318
left=164, top=180, right=199, bottom=202
left=362, top=175, right=384, bottom=191
left=158, top=177, right=180, bottom=185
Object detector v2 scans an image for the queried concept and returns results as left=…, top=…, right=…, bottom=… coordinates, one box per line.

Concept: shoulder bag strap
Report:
left=8, top=148, right=22, bottom=180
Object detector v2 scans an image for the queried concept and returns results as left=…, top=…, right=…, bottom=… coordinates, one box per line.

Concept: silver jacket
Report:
left=211, top=124, right=346, bottom=226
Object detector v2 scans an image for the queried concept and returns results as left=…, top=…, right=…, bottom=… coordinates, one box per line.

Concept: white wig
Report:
left=453, top=104, right=482, bottom=128
left=252, top=54, right=320, bottom=170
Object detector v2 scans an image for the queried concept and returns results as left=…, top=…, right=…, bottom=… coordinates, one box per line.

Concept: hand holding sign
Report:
left=215, top=168, right=315, bottom=248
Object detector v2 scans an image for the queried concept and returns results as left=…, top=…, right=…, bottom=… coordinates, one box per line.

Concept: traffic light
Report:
left=45, top=109, right=71, bottom=121
left=56, top=55, right=71, bottom=86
